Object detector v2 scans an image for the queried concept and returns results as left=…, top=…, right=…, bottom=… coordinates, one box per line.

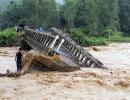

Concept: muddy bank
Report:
left=21, top=50, right=80, bottom=74
left=0, top=43, right=130, bottom=99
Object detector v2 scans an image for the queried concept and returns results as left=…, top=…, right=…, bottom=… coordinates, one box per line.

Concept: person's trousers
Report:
left=16, top=59, right=22, bottom=71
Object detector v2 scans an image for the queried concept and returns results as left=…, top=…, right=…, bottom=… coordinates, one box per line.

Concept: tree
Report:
left=97, top=0, right=119, bottom=36
left=0, top=0, right=129, bottom=37
left=119, top=0, right=130, bottom=34
left=37, top=0, right=59, bottom=28
left=21, top=0, right=59, bottom=28
left=62, top=0, right=76, bottom=28
left=75, top=0, right=88, bottom=27
left=75, top=0, right=99, bottom=35
left=0, top=1, right=21, bottom=29
left=86, top=0, right=99, bottom=35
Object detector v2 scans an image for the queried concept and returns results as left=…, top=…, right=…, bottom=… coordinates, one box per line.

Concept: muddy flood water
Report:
left=0, top=43, right=130, bottom=100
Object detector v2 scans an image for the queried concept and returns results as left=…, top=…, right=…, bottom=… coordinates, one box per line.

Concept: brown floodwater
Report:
left=0, top=43, right=130, bottom=100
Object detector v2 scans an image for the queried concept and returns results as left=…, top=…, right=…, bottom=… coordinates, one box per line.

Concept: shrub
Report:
left=103, top=29, right=123, bottom=38
left=0, top=28, right=19, bottom=47
left=110, top=31, right=123, bottom=39
left=69, top=28, right=107, bottom=46
left=87, top=37, right=106, bottom=46
left=69, top=28, right=88, bottom=45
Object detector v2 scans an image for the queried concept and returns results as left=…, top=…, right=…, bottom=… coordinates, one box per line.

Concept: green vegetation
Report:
left=0, top=0, right=130, bottom=47
left=0, top=0, right=18, bottom=10
left=0, top=0, right=130, bottom=33
left=87, top=37, right=106, bottom=46
left=69, top=27, right=130, bottom=46
left=69, top=28, right=88, bottom=45
left=0, top=28, right=18, bottom=47
left=69, top=28, right=107, bottom=46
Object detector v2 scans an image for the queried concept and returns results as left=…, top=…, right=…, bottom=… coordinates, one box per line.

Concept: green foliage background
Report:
left=0, top=0, right=130, bottom=47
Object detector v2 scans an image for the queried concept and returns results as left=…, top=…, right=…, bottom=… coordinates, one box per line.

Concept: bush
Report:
left=87, top=37, right=106, bottom=46
left=103, top=29, right=123, bottom=38
left=110, top=31, right=123, bottom=39
left=69, top=28, right=88, bottom=45
left=69, top=28, right=107, bottom=46
left=0, top=28, right=19, bottom=47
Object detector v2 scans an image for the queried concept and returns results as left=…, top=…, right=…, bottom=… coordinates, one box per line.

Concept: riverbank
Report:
left=0, top=43, right=130, bottom=99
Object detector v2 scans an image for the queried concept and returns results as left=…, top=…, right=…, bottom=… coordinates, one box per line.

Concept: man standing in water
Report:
left=15, top=48, right=23, bottom=73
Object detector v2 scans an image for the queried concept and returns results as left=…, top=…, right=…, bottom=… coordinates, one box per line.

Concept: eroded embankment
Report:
left=0, top=47, right=80, bottom=77
left=21, top=50, right=80, bottom=74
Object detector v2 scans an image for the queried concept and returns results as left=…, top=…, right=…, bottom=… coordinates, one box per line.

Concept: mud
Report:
left=21, top=50, right=80, bottom=74
left=0, top=43, right=130, bottom=100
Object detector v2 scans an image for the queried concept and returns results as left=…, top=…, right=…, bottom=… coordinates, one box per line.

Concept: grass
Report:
left=87, top=37, right=107, bottom=46
left=0, top=28, right=19, bottom=47
left=107, top=31, right=130, bottom=43
left=69, top=27, right=130, bottom=46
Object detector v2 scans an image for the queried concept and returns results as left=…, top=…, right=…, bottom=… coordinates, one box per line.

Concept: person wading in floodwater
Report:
left=15, top=48, right=23, bottom=73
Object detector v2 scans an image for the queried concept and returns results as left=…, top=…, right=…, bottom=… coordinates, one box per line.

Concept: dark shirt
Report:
left=16, top=52, right=23, bottom=61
